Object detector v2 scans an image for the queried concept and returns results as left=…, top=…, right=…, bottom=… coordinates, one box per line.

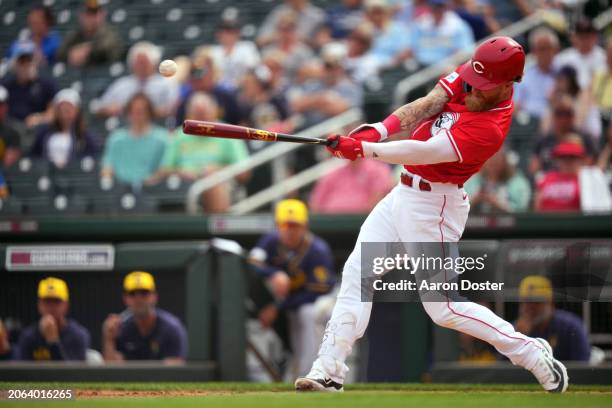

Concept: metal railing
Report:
left=185, top=109, right=362, bottom=214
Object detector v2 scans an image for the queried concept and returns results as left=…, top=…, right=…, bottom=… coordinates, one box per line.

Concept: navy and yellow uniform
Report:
left=17, top=320, right=90, bottom=361
left=251, top=231, right=336, bottom=310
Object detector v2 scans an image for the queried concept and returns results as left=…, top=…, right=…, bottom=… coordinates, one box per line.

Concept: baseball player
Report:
left=295, top=36, right=569, bottom=393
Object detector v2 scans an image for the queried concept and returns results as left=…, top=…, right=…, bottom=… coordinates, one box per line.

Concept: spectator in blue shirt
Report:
left=407, top=0, right=475, bottom=67
left=7, top=6, right=61, bottom=66
left=325, top=0, right=365, bottom=39
left=514, top=276, right=591, bottom=362
left=102, top=271, right=188, bottom=363
left=249, top=199, right=336, bottom=376
left=514, top=27, right=560, bottom=120
left=1, top=41, right=58, bottom=128
left=17, top=277, right=90, bottom=361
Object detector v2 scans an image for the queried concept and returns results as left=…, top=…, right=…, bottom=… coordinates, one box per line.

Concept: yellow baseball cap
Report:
left=123, top=271, right=156, bottom=292
left=38, top=277, right=69, bottom=302
left=519, top=276, right=553, bottom=301
left=275, top=199, right=308, bottom=225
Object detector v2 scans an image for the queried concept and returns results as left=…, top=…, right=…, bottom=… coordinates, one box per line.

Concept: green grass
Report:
left=1, top=383, right=611, bottom=408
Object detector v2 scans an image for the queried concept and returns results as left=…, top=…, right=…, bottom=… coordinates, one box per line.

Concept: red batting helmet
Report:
left=457, top=36, right=525, bottom=90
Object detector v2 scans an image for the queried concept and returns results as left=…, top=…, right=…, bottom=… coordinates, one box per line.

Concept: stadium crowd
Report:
left=0, top=0, right=610, bottom=215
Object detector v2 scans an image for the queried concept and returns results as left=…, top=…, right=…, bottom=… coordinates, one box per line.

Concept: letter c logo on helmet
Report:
left=472, top=61, right=485, bottom=74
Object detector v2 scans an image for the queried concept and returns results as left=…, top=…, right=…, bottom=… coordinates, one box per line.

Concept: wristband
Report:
left=382, top=114, right=401, bottom=138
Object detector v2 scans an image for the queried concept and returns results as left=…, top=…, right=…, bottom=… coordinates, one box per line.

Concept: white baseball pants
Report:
left=309, top=179, right=544, bottom=383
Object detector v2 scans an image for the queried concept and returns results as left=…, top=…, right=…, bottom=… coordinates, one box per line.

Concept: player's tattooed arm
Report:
left=389, top=84, right=449, bottom=137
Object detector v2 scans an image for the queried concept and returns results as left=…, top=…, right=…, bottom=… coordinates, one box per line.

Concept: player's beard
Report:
left=464, top=92, right=500, bottom=112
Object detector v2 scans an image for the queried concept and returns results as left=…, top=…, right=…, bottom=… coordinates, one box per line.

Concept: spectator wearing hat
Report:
left=261, top=12, right=315, bottom=81
left=0, top=86, right=24, bottom=168
left=17, top=277, right=90, bottom=361
left=514, top=276, right=590, bottom=361
left=209, top=18, right=261, bottom=89
left=553, top=18, right=606, bottom=91
left=362, top=0, right=414, bottom=69
left=464, top=149, right=531, bottom=213
left=310, top=159, right=394, bottom=213
left=535, top=141, right=586, bottom=212
left=174, top=50, right=241, bottom=127
left=514, top=27, right=560, bottom=120
left=102, top=271, right=188, bottom=363
left=344, top=24, right=379, bottom=83
left=7, top=5, right=61, bottom=66
left=257, top=0, right=325, bottom=48
left=154, top=93, right=250, bottom=213
left=101, top=93, right=168, bottom=186
left=97, top=42, right=179, bottom=118
left=405, top=0, right=474, bottom=67
left=531, top=95, right=597, bottom=175
left=289, top=44, right=362, bottom=129
left=1, top=41, right=58, bottom=128
left=57, top=0, right=123, bottom=67
left=236, top=66, right=289, bottom=127
left=249, top=199, right=336, bottom=378
left=30, top=89, right=100, bottom=168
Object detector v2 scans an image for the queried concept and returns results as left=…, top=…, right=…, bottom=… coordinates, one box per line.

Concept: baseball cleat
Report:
left=530, top=338, right=569, bottom=393
left=294, top=376, right=344, bottom=392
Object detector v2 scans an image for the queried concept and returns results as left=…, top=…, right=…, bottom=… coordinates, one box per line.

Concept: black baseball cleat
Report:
left=295, top=376, right=344, bottom=392
left=530, top=338, right=569, bottom=393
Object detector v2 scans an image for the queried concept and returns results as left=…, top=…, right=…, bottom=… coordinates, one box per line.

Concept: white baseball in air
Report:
left=159, top=59, right=178, bottom=77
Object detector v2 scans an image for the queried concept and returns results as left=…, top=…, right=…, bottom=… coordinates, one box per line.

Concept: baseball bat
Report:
left=182, top=120, right=338, bottom=147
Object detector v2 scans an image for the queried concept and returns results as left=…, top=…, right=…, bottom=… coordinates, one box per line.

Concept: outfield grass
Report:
left=1, top=383, right=611, bottom=408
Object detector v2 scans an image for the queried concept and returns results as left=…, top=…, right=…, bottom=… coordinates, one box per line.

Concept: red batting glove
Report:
left=348, top=114, right=402, bottom=143
left=326, top=135, right=364, bottom=161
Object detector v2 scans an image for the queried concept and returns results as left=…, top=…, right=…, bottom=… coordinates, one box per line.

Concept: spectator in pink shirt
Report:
left=309, top=160, right=393, bottom=213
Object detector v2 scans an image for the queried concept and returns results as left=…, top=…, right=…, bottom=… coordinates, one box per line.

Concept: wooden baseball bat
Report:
left=182, top=120, right=337, bottom=146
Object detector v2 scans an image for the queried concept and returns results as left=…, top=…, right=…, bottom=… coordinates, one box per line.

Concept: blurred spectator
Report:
left=101, top=93, right=168, bottom=186
left=515, top=275, right=590, bottom=361
left=464, top=150, right=531, bottom=213
left=262, top=12, right=315, bottom=80
left=289, top=45, right=362, bottom=129
left=535, top=142, right=585, bottom=212
left=249, top=199, right=336, bottom=377
left=257, top=0, right=325, bottom=47
left=362, top=0, right=413, bottom=69
left=237, top=66, right=289, bottom=127
left=0, top=86, right=24, bottom=168
left=209, top=18, right=261, bottom=89
left=345, top=24, right=380, bottom=83
left=310, top=160, right=394, bottom=213
left=589, top=38, right=612, bottom=132
left=174, top=50, right=241, bottom=126
left=407, top=0, right=475, bottom=67
left=261, top=50, right=291, bottom=98
left=553, top=18, right=605, bottom=91
left=156, top=93, right=250, bottom=213
left=531, top=94, right=596, bottom=174
left=102, top=271, right=187, bottom=363
left=0, top=171, right=7, bottom=199
left=97, top=42, right=178, bottom=118
left=7, top=5, right=61, bottom=66
left=514, top=27, right=559, bottom=120
left=0, top=319, right=13, bottom=360
left=452, top=0, right=500, bottom=41
left=30, top=89, right=99, bottom=168
left=57, top=0, right=123, bottom=67
left=1, top=41, right=58, bottom=127
left=458, top=302, right=498, bottom=363
left=326, top=0, right=365, bottom=39
left=17, top=277, right=90, bottom=361
left=597, top=123, right=612, bottom=172
left=542, top=65, right=601, bottom=142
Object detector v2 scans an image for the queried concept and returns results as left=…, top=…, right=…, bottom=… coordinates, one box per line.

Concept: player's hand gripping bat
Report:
left=182, top=120, right=340, bottom=148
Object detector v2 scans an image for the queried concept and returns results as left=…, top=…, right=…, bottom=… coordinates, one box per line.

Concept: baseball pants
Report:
left=309, top=178, right=543, bottom=383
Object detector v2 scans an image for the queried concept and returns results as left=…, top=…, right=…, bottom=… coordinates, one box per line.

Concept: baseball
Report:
left=159, top=59, right=177, bottom=77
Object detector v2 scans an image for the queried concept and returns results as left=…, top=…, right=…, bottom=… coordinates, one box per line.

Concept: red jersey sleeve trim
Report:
left=445, top=129, right=463, bottom=163
left=438, top=79, right=454, bottom=98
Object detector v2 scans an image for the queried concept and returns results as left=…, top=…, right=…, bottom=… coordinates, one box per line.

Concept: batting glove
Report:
left=348, top=114, right=402, bottom=143
left=326, top=135, right=364, bottom=161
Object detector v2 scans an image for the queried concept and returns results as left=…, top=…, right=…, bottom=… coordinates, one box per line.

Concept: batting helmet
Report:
left=457, top=36, right=525, bottom=90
